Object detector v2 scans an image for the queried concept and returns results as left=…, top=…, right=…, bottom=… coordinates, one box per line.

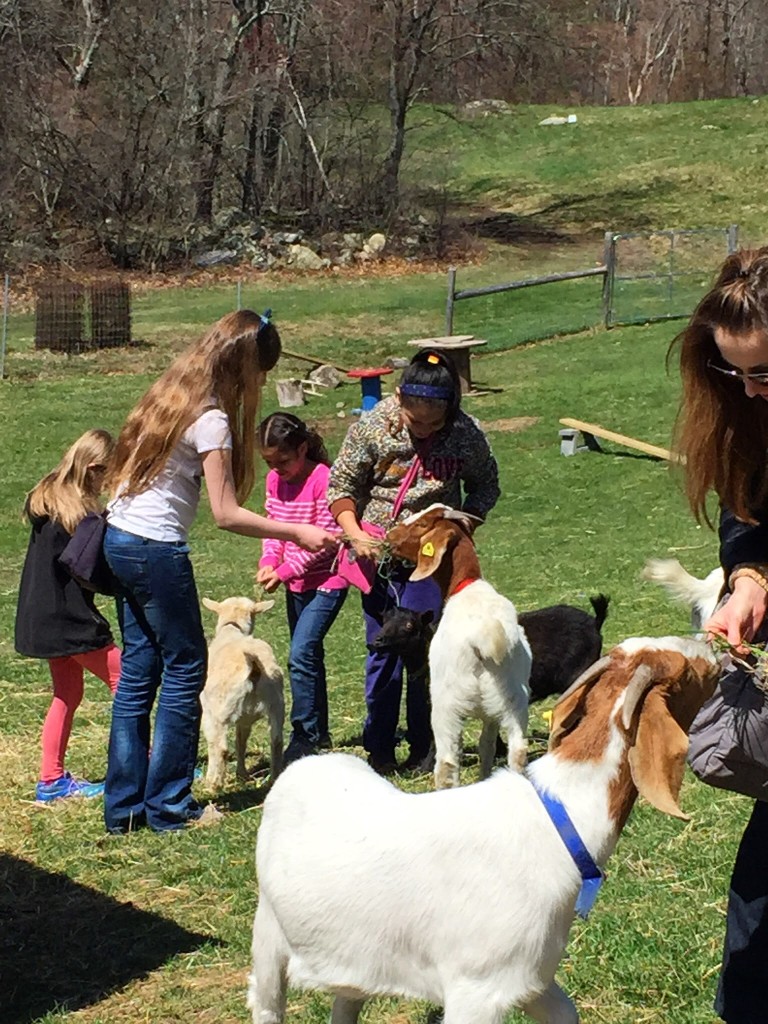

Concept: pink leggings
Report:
left=41, top=644, right=121, bottom=783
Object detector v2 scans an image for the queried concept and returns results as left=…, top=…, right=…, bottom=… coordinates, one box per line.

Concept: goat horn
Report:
left=621, top=663, right=656, bottom=730
left=553, top=655, right=612, bottom=707
left=442, top=508, right=483, bottom=523
left=402, top=503, right=452, bottom=525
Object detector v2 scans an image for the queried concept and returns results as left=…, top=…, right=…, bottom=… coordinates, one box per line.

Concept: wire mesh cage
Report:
left=34, top=278, right=132, bottom=353
left=90, top=280, right=131, bottom=348
left=35, top=282, right=86, bottom=352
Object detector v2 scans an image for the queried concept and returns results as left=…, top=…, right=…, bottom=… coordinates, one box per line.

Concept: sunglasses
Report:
left=707, top=360, right=768, bottom=387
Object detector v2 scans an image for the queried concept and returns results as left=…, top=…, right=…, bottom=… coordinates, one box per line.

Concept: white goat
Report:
left=248, top=636, right=719, bottom=1024
left=642, top=557, right=724, bottom=631
left=387, top=505, right=531, bottom=787
left=200, top=596, right=284, bottom=790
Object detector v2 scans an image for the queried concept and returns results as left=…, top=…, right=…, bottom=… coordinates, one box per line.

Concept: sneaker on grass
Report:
left=35, top=771, right=105, bottom=803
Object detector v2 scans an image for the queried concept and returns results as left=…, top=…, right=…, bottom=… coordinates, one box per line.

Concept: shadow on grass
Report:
left=0, top=853, right=216, bottom=1023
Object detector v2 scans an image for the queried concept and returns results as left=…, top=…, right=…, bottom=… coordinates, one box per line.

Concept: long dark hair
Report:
left=257, top=412, right=330, bottom=465
left=398, top=348, right=462, bottom=423
left=670, top=247, right=768, bottom=524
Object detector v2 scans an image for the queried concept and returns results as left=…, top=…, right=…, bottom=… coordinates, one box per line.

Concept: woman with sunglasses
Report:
left=672, top=247, right=768, bottom=1023
left=102, top=310, right=336, bottom=833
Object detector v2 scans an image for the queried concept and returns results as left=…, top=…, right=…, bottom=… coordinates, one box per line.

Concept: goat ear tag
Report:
left=421, top=541, right=435, bottom=557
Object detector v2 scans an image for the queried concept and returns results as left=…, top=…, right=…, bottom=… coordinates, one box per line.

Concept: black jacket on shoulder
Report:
left=15, top=511, right=114, bottom=660
left=719, top=504, right=768, bottom=577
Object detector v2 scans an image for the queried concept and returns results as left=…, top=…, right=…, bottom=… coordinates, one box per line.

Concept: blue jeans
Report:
left=361, top=567, right=441, bottom=763
left=285, top=588, right=347, bottom=746
left=103, top=526, right=207, bottom=833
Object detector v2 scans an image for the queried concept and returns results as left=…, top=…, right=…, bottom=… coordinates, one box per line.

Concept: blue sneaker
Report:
left=35, top=771, right=105, bottom=803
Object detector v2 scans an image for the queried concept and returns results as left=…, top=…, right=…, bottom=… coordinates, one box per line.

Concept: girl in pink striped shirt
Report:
left=256, top=414, right=347, bottom=765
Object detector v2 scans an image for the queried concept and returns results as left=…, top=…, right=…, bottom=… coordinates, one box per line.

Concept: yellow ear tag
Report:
left=421, top=541, right=435, bottom=557
left=427, top=354, right=440, bottom=364
left=542, top=710, right=553, bottom=730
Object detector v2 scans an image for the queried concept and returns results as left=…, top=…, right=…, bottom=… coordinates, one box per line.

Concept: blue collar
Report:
left=530, top=779, right=604, bottom=919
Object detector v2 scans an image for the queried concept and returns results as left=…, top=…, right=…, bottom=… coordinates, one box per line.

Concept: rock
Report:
left=385, top=356, right=410, bottom=369
left=275, top=379, right=305, bottom=407
left=309, top=364, right=343, bottom=389
left=193, top=249, right=239, bottom=267
left=538, top=114, right=578, bottom=126
left=461, top=99, right=512, bottom=118
left=286, top=244, right=328, bottom=271
left=365, top=232, right=387, bottom=254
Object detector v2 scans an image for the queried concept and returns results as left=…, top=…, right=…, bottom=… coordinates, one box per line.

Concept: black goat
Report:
left=370, top=596, right=609, bottom=703
left=520, top=595, right=609, bottom=700
left=369, top=609, right=434, bottom=679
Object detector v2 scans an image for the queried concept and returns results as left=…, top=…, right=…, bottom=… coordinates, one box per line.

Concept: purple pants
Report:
left=362, top=566, right=442, bottom=763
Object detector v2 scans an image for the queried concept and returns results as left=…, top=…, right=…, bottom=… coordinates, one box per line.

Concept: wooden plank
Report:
left=559, top=417, right=680, bottom=462
left=281, top=348, right=351, bottom=374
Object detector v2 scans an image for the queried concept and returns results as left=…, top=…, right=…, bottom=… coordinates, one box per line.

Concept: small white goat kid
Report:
left=248, top=636, right=719, bottom=1024
left=642, top=557, right=724, bottom=631
left=200, top=596, right=284, bottom=790
left=387, top=505, right=531, bottom=787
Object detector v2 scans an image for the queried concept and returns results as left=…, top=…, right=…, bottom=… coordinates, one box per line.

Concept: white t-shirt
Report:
left=108, top=408, right=233, bottom=542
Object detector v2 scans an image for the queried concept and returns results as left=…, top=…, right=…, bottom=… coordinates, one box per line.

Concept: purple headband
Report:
left=399, top=382, right=453, bottom=401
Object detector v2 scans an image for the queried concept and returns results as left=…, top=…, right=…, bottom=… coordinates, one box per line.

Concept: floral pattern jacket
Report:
left=327, top=396, right=500, bottom=530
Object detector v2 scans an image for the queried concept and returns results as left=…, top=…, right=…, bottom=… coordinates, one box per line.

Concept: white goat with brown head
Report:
left=386, top=504, right=531, bottom=787
left=248, top=636, right=719, bottom=1024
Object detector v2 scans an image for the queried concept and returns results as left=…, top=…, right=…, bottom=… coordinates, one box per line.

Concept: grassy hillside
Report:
left=406, top=97, right=768, bottom=247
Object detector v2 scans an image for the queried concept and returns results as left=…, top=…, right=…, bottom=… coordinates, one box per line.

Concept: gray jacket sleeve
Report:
left=461, top=423, right=500, bottom=520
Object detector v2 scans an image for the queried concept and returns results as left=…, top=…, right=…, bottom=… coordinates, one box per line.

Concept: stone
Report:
left=365, top=232, right=387, bottom=254
left=286, top=244, right=328, bottom=271
left=193, top=249, right=239, bottom=267
left=309, top=364, right=343, bottom=388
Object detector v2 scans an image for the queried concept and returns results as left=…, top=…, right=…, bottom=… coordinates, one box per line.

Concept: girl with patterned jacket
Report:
left=327, top=348, right=500, bottom=774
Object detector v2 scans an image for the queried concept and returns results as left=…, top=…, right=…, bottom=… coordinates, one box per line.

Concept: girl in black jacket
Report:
left=15, top=429, right=121, bottom=803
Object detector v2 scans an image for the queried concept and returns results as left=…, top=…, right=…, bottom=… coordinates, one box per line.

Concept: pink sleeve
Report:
left=275, top=467, right=340, bottom=582
left=260, top=471, right=285, bottom=568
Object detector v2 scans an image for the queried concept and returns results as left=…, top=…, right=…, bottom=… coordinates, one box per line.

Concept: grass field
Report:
left=2, top=95, right=763, bottom=1024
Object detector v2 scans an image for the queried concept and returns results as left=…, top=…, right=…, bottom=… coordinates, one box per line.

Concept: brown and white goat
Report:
left=387, top=505, right=531, bottom=787
left=249, top=636, right=719, bottom=1024
left=200, top=596, right=284, bottom=790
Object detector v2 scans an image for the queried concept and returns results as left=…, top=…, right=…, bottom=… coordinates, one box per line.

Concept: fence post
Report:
left=445, top=266, right=456, bottom=335
left=0, top=273, right=8, bottom=379
left=727, top=224, right=739, bottom=254
left=236, top=280, right=242, bottom=311
left=602, top=231, right=616, bottom=328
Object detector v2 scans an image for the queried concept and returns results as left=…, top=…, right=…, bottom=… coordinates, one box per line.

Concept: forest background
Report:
left=1, top=0, right=765, bottom=274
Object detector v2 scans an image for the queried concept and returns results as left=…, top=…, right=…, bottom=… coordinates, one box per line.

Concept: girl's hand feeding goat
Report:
left=248, top=636, right=719, bottom=1024
left=386, top=504, right=531, bottom=787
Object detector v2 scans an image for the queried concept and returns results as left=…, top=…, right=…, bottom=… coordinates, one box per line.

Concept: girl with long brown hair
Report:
left=102, top=310, right=335, bottom=834
left=15, top=429, right=121, bottom=802
left=672, top=247, right=768, bottom=1023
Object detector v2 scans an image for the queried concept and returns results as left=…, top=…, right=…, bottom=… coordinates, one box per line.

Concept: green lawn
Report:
left=2, top=93, right=759, bottom=1024
left=0, top=300, right=741, bottom=1024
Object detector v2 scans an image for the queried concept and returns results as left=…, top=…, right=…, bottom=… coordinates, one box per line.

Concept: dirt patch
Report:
left=481, top=416, right=540, bottom=433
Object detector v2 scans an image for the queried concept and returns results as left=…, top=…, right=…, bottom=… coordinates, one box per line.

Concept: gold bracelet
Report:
left=729, top=565, right=768, bottom=594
